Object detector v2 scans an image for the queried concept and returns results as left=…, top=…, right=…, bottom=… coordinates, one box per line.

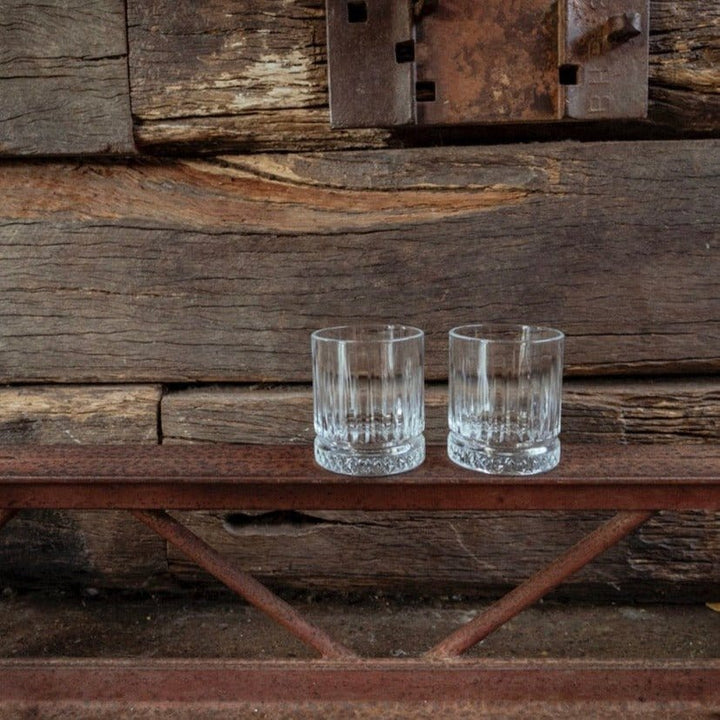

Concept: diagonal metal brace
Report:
left=427, top=509, right=655, bottom=659
left=132, top=509, right=357, bottom=660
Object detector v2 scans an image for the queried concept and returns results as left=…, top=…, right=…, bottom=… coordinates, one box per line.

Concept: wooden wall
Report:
left=0, top=0, right=718, bottom=600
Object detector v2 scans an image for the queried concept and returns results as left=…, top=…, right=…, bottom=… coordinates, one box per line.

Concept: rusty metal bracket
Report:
left=132, top=509, right=357, bottom=660
left=326, top=0, right=649, bottom=127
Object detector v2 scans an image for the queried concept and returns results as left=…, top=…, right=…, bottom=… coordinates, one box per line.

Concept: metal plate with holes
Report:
left=326, top=0, right=649, bottom=127
left=561, top=0, right=649, bottom=119
left=326, top=0, right=414, bottom=127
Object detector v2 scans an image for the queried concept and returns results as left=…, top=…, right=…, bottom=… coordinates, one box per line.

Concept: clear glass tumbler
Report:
left=448, top=324, right=564, bottom=475
left=312, top=324, right=425, bottom=476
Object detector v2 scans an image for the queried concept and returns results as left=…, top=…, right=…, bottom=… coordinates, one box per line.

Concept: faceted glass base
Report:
left=447, top=433, right=560, bottom=475
left=314, top=435, right=425, bottom=476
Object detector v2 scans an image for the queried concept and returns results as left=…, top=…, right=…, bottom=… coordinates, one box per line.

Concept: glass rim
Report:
left=312, top=323, right=424, bottom=345
left=449, top=323, right=564, bottom=345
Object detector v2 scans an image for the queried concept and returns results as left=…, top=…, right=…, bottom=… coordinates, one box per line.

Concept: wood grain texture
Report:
left=563, top=379, right=720, bottom=444
left=161, top=379, right=720, bottom=445
left=166, top=508, right=719, bottom=601
left=1, top=140, right=718, bottom=382
left=0, top=385, right=167, bottom=590
left=126, top=0, right=390, bottom=152
left=648, top=1, right=720, bottom=132
left=0, top=0, right=134, bottom=156
left=0, top=385, right=161, bottom=444
left=127, top=0, right=720, bottom=152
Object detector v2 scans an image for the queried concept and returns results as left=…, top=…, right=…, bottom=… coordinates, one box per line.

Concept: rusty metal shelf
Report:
left=1, top=442, right=718, bottom=714
left=0, top=443, right=718, bottom=510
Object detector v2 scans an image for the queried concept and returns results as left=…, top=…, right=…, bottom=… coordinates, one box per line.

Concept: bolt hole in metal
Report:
left=395, top=40, right=415, bottom=63
left=416, top=80, right=436, bottom=102
left=559, top=64, right=580, bottom=85
left=347, top=0, right=367, bottom=23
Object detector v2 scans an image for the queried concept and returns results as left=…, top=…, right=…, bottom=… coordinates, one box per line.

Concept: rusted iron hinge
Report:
left=326, top=0, right=649, bottom=128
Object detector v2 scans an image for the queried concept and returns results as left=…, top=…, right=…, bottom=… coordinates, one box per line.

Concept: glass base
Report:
left=447, top=433, right=560, bottom=475
left=314, top=436, right=425, bottom=476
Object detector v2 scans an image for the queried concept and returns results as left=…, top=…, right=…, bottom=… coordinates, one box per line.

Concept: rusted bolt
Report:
left=606, top=12, right=642, bottom=45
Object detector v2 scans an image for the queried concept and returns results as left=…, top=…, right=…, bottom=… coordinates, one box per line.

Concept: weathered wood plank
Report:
left=127, top=0, right=720, bottom=152
left=161, top=379, right=720, bottom=445
left=0, top=385, right=161, bottom=445
left=648, top=1, right=720, bottom=132
left=563, top=380, right=720, bottom=444
left=0, top=0, right=134, bottom=156
left=166, top=508, right=719, bottom=601
left=127, top=0, right=390, bottom=152
left=0, top=386, right=167, bottom=590
left=1, top=140, right=718, bottom=382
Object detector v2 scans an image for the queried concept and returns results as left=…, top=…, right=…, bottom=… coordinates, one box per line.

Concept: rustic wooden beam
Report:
left=127, top=0, right=390, bottom=153
left=0, top=385, right=161, bottom=445
left=127, top=0, right=720, bottom=152
left=648, top=1, right=720, bottom=132
left=168, top=505, right=719, bottom=601
left=161, top=379, right=720, bottom=445
left=1, top=140, right=717, bottom=382
left=0, top=0, right=135, bottom=156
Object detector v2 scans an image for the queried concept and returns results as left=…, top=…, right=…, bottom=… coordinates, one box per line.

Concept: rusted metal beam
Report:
left=132, top=509, right=357, bottom=660
left=427, top=510, right=655, bottom=659
left=1, top=658, right=718, bottom=704
left=0, top=444, right=718, bottom=511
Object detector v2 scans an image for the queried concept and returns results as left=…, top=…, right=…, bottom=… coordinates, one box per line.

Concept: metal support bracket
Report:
left=326, top=0, right=649, bottom=127
left=0, top=444, right=718, bottom=713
